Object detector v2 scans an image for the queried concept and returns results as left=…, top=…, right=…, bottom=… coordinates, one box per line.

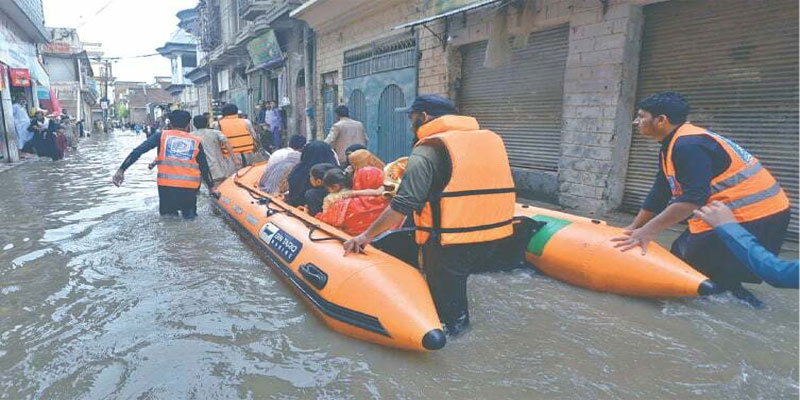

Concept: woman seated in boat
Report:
left=285, top=141, right=339, bottom=207
left=345, top=148, right=384, bottom=175
left=316, top=166, right=393, bottom=236
left=304, top=163, right=339, bottom=215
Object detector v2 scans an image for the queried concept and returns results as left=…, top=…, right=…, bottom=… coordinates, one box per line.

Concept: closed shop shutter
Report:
left=459, top=24, right=569, bottom=171
left=624, top=0, right=799, bottom=238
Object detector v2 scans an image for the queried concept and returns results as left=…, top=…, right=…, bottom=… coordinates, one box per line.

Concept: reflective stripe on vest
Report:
left=157, top=173, right=202, bottom=182
left=219, top=116, right=255, bottom=155
left=662, top=123, right=790, bottom=233
left=412, top=116, right=516, bottom=246
left=156, top=130, right=202, bottom=189
left=155, top=159, right=201, bottom=169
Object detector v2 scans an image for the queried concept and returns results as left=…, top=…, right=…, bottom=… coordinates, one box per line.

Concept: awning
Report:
left=393, top=0, right=505, bottom=30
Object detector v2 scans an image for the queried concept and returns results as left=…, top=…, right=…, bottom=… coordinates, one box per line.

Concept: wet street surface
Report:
left=0, top=132, right=797, bottom=399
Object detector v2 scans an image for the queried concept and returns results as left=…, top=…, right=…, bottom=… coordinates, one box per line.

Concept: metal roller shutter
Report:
left=623, top=0, right=799, bottom=238
left=459, top=24, right=569, bottom=171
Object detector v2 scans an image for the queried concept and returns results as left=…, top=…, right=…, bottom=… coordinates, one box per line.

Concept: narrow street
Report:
left=0, top=132, right=796, bottom=398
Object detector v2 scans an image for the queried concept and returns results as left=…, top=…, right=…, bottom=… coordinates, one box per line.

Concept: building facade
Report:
left=41, top=27, right=98, bottom=129
left=0, top=0, right=50, bottom=162
left=292, top=0, right=799, bottom=237
left=192, top=0, right=308, bottom=140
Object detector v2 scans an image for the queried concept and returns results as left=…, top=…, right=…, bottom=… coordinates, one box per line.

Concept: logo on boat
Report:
left=260, top=223, right=302, bottom=263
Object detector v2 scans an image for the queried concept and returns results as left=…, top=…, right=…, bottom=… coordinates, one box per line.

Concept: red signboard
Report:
left=0, top=64, right=5, bottom=91
left=9, top=68, right=31, bottom=87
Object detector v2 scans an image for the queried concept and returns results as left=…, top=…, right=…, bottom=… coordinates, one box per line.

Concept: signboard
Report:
left=100, top=98, right=109, bottom=110
left=9, top=68, right=31, bottom=87
left=43, top=42, right=73, bottom=54
left=246, top=30, right=283, bottom=67
left=433, top=0, right=484, bottom=14
left=0, top=64, right=5, bottom=91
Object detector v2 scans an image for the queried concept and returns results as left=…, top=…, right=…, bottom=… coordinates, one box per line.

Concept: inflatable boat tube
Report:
left=516, top=205, right=715, bottom=297
left=213, top=164, right=445, bottom=351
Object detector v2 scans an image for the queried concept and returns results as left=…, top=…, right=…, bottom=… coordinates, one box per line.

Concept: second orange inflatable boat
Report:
left=515, top=204, right=715, bottom=297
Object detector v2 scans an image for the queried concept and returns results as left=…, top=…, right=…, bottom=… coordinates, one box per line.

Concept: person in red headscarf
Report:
left=316, top=166, right=394, bottom=236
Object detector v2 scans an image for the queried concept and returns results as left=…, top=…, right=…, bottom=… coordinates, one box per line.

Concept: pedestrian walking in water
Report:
left=112, top=110, right=218, bottom=219
left=190, top=114, right=235, bottom=186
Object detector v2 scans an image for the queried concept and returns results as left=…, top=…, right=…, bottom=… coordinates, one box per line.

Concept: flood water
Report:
left=0, top=131, right=797, bottom=399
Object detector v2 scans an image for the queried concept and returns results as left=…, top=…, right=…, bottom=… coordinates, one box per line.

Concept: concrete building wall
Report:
left=43, top=56, right=76, bottom=82
left=311, top=0, right=449, bottom=136
left=433, top=0, right=646, bottom=215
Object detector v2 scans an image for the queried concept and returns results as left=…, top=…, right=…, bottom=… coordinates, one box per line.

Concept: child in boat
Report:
left=320, top=168, right=353, bottom=213
left=316, top=167, right=393, bottom=235
left=305, top=163, right=338, bottom=215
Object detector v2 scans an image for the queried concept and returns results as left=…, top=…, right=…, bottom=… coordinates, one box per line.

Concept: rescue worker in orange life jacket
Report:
left=343, top=95, right=517, bottom=338
left=612, top=92, right=791, bottom=306
left=216, top=103, right=260, bottom=167
left=112, top=110, right=218, bottom=219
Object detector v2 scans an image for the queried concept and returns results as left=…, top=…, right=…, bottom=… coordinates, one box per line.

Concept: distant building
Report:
left=156, top=24, right=199, bottom=115
left=0, top=0, right=51, bottom=162
left=41, top=27, right=98, bottom=129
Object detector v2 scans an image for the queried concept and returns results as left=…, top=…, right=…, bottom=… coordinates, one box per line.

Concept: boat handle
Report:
left=299, top=263, right=328, bottom=290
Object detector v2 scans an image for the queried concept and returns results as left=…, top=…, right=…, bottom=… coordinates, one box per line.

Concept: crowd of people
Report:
left=112, top=92, right=797, bottom=337
left=12, top=98, right=87, bottom=161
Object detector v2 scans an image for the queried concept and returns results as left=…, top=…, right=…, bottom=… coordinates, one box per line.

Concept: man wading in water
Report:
left=343, top=95, right=517, bottom=336
left=113, top=110, right=218, bottom=219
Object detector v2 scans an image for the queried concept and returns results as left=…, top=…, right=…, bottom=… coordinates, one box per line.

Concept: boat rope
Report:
left=232, top=175, right=350, bottom=245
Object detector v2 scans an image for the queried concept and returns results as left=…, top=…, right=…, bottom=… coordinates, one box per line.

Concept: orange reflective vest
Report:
left=156, top=129, right=202, bottom=189
left=413, top=116, right=516, bottom=246
left=663, top=123, right=790, bottom=234
left=218, top=115, right=255, bottom=155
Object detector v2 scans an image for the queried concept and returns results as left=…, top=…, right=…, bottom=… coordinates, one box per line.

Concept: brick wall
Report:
left=558, top=3, right=643, bottom=214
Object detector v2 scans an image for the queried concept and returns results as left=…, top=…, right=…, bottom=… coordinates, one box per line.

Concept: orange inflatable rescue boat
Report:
left=214, top=164, right=445, bottom=352
left=515, top=204, right=716, bottom=297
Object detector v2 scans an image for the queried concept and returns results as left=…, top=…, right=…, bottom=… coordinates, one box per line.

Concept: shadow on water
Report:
left=0, top=131, right=797, bottom=399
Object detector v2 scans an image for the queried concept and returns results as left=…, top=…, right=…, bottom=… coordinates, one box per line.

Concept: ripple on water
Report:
left=0, top=133, right=797, bottom=399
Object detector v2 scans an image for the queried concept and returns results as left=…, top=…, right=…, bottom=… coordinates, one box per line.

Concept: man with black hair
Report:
left=192, top=114, right=235, bottom=186
left=112, top=110, right=217, bottom=219
left=268, top=134, right=307, bottom=167
left=612, top=91, right=790, bottom=304
left=216, top=103, right=259, bottom=166
left=343, top=95, right=518, bottom=340
left=325, top=105, right=367, bottom=164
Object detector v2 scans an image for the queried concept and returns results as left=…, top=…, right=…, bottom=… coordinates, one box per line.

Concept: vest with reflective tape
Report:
left=218, top=116, right=255, bottom=155
left=156, top=130, right=202, bottom=189
left=413, top=116, right=516, bottom=246
left=663, top=123, right=790, bottom=233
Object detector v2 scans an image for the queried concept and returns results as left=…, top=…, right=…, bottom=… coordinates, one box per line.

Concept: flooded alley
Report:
left=0, top=132, right=796, bottom=399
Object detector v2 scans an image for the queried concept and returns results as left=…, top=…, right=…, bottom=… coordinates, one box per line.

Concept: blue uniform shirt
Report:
left=715, top=223, right=798, bottom=288
left=643, top=125, right=732, bottom=213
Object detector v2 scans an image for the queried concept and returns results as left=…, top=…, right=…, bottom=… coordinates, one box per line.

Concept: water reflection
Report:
left=0, top=132, right=796, bottom=399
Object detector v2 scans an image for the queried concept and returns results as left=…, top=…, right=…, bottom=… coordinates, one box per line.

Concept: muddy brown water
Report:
left=0, top=132, right=797, bottom=399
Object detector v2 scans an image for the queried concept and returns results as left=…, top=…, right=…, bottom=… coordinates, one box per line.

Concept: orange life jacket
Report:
left=218, top=115, right=255, bottom=155
left=662, top=123, right=790, bottom=233
left=413, top=116, right=516, bottom=246
left=156, top=129, right=202, bottom=189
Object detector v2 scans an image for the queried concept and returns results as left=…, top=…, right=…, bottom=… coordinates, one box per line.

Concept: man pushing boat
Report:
left=612, top=92, right=791, bottom=305
left=343, top=95, right=517, bottom=336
